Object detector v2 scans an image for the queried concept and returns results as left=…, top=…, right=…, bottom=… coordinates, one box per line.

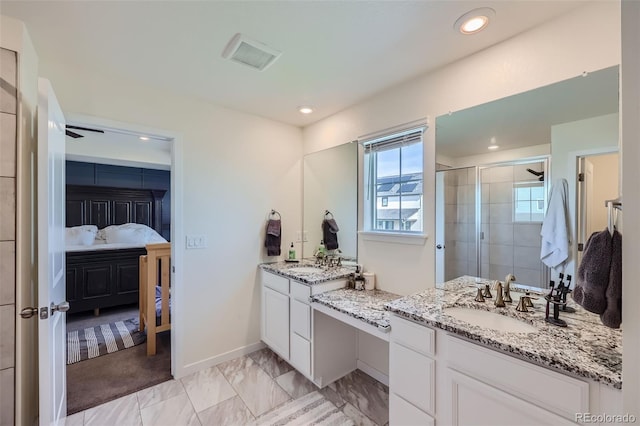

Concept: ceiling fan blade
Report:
left=65, top=125, right=105, bottom=134
left=66, top=130, right=83, bottom=138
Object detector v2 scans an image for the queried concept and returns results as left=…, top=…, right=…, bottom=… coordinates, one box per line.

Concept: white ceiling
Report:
left=2, top=1, right=588, bottom=128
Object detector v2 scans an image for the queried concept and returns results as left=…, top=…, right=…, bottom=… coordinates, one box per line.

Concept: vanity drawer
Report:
left=291, top=299, right=311, bottom=339
left=390, top=341, right=435, bottom=415
left=446, top=335, right=589, bottom=420
left=390, top=314, right=435, bottom=357
left=263, top=272, right=289, bottom=295
left=290, top=332, right=311, bottom=377
left=290, top=280, right=311, bottom=303
left=390, top=393, right=434, bottom=426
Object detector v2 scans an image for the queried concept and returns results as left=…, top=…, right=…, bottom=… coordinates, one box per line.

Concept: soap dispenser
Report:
left=288, top=242, right=296, bottom=260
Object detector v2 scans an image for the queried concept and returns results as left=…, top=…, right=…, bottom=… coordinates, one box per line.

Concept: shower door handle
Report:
left=436, top=244, right=444, bottom=250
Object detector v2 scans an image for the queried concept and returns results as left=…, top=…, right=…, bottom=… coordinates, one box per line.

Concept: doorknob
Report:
left=51, top=301, right=70, bottom=314
left=436, top=244, right=445, bottom=249
left=20, top=307, right=38, bottom=319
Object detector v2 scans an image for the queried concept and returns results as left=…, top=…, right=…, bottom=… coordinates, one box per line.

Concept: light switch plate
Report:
left=186, top=234, right=207, bottom=249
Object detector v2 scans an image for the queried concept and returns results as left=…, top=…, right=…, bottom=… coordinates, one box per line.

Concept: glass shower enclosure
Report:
left=436, top=159, right=549, bottom=288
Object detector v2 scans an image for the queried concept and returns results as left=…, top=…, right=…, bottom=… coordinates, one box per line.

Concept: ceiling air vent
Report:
left=222, top=33, right=281, bottom=71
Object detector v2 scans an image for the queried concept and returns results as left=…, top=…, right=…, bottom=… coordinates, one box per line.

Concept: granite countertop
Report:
left=260, top=259, right=356, bottom=285
left=384, top=276, right=623, bottom=389
left=310, top=288, right=402, bottom=330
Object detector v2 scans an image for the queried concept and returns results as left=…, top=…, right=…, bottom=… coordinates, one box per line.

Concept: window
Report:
left=514, top=182, right=545, bottom=222
left=364, top=126, right=424, bottom=233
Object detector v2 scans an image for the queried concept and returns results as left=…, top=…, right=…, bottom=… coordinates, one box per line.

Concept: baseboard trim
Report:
left=357, top=359, right=389, bottom=386
left=176, top=341, right=266, bottom=378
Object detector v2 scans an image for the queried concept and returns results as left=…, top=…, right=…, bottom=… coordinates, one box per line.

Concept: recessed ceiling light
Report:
left=488, top=145, right=499, bottom=150
left=139, top=136, right=149, bottom=141
left=298, top=106, right=314, bottom=114
left=454, top=8, right=495, bottom=35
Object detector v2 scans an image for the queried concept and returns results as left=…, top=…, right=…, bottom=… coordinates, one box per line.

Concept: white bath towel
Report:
left=540, top=178, right=571, bottom=271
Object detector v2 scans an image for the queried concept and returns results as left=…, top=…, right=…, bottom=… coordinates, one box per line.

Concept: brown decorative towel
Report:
left=265, top=219, right=281, bottom=256
left=572, top=229, right=612, bottom=314
left=601, top=230, right=622, bottom=328
left=322, top=218, right=339, bottom=250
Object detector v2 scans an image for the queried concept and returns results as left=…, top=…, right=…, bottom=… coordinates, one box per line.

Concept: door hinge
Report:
left=578, top=173, right=584, bottom=182
left=578, top=243, right=584, bottom=252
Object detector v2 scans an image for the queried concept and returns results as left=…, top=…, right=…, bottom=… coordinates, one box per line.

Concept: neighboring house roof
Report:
left=376, top=173, right=423, bottom=197
left=376, top=208, right=420, bottom=221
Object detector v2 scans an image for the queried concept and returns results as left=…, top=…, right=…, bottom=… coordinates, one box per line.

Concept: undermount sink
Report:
left=445, top=307, right=537, bottom=334
left=287, top=266, right=324, bottom=274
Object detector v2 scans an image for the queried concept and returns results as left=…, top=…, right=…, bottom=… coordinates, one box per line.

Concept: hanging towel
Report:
left=572, top=229, right=611, bottom=314
left=322, top=218, right=340, bottom=251
left=540, top=178, right=571, bottom=271
left=265, top=219, right=281, bottom=256
left=601, top=229, right=622, bottom=328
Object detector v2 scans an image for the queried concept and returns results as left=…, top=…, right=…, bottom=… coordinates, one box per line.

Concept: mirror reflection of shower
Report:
left=436, top=159, right=550, bottom=288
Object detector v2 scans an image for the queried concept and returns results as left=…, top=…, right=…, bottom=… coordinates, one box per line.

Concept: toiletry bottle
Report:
left=319, top=240, right=326, bottom=255
left=288, top=242, right=296, bottom=260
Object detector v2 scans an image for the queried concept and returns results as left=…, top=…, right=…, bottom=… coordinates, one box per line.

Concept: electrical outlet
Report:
left=186, top=234, right=207, bottom=249
left=296, top=231, right=303, bottom=242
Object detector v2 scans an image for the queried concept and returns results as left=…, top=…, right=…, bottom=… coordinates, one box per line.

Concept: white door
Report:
left=37, top=78, right=67, bottom=426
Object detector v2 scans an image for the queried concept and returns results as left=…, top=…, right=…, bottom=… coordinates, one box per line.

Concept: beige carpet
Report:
left=66, top=330, right=171, bottom=415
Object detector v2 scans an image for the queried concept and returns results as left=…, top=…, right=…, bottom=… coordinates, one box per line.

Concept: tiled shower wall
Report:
left=0, top=47, right=17, bottom=425
left=480, top=162, right=546, bottom=287
left=444, top=167, right=477, bottom=281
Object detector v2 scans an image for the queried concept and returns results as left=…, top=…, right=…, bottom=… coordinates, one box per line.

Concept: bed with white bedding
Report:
left=65, top=185, right=167, bottom=314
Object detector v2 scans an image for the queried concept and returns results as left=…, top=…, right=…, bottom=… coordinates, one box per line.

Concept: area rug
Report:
left=67, top=318, right=146, bottom=365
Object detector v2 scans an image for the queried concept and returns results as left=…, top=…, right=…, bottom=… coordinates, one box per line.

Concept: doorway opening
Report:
left=62, top=118, right=180, bottom=414
left=576, top=152, right=620, bottom=268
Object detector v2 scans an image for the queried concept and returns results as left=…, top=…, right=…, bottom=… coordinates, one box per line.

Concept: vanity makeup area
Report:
left=260, top=65, right=623, bottom=425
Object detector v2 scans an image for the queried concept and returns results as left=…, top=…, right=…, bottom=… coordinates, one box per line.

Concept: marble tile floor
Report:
left=63, top=347, right=389, bottom=426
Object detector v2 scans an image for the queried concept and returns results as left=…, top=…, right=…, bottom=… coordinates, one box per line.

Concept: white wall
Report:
left=550, top=113, right=619, bottom=278
left=36, top=59, right=303, bottom=374
left=303, top=1, right=620, bottom=296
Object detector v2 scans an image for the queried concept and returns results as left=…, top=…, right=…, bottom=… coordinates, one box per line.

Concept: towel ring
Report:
left=270, top=209, right=281, bottom=220
left=324, top=210, right=334, bottom=219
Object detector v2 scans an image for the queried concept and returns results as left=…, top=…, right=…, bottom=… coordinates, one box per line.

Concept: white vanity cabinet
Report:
left=389, top=314, right=623, bottom=426
left=260, top=270, right=346, bottom=382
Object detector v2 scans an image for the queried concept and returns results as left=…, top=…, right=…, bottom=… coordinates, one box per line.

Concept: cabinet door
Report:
left=448, top=368, right=575, bottom=426
left=262, top=286, right=290, bottom=360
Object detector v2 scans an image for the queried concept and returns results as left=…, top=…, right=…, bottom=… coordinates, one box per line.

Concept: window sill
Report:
left=359, top=231, right=428, bottom=245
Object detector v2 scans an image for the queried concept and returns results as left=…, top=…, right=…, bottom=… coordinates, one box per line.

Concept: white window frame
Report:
left=360, top=124, right=428, bottom=244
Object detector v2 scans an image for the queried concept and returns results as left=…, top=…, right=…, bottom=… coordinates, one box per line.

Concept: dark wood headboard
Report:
left=66, top=185, right=166, bottom=234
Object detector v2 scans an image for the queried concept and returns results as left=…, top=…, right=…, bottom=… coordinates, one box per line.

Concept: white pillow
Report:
left=102, top=223, right=167, bottom=244
left=66, top=225, right=98, bottom=246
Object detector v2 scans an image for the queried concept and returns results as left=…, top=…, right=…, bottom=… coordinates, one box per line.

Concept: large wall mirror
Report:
left=303, top=142, right=358, bottom=260
left=435, top=65, right=619, bottom=290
